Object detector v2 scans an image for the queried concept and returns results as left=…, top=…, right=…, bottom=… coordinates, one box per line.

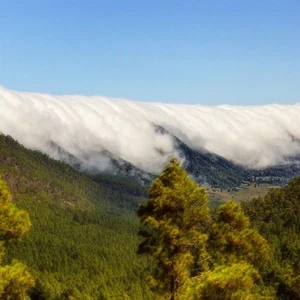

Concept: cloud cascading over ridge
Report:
left=1, top=85, right=300, bottom=174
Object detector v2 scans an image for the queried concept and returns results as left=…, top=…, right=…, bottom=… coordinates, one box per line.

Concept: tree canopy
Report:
left=138, top=158, right=274, bottom=299
left=242, top=177, right=300, bottom=299
left=0, top=179, right=34, bottom=299
left=137, top=158, right=210, bottom=299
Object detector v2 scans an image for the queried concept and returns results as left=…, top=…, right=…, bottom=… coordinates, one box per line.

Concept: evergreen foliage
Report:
left=138, top=158, right=274, bottom=299
left=182, top=263, right=266, bottom=300
left=1, top=132, right=300, bottom=299
left=0, top=179, right=34, bottom=299
left=137, top=158, right=210, bottom=299
left=208, top=201, right=270, bottom=269
left=242, top=178, right=300, bottom=299
left=0, top=134, right=153, bottom=299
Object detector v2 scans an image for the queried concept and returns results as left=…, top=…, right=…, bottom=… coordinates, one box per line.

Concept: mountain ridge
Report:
left=24, top=123, right=300, bottom=189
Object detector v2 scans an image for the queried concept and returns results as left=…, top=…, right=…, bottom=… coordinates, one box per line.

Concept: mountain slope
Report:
left=154, top=125, right=247, bottom=188
left=0, top=134, right=152, bottom=299
left=156, top=124, right=300, bottom=188
left=46, top=124, right=300, bottom=190
left=45, top=124, right=247, bottom=189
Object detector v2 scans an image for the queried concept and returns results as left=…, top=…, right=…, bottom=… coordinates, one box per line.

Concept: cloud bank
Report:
left=1, top=86, right=300, bottom=174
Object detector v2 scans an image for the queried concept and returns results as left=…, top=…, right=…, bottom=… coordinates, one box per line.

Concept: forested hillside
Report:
left=242, top=180, right=300, bottom=299
left=1, top=133, right=299, bottom=299
left=0, top=134, right=152, bottom=299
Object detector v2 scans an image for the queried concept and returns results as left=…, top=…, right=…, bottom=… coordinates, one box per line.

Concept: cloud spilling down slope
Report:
left=1, top=86, right=300, bottom=175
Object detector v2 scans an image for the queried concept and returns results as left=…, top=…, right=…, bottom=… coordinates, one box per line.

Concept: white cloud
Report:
left=1, top=86, right=300, bottom=173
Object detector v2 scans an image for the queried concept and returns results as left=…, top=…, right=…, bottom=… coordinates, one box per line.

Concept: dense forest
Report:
left=242, top=179, right=300, bottom=299
left=0, top=134, right=153, bottom=299
left=0, top=134, right=299, bottom=299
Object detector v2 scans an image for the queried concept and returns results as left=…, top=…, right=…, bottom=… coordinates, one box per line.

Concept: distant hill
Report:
left=46, top=126, right=246, bottom=189
left=0, top=134, right=152, bottom=299
left=154, top=125, right=247, bottom=188
left=46, top=124, right=300, bottom=189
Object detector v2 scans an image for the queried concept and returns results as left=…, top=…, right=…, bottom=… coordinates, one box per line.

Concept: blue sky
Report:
left=0, top=0, right=300, bottom=105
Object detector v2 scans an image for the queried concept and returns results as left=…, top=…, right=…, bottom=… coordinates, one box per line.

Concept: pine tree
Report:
left=0, top=180, right=34, bottom=299
left=208, top=201, right=271, bottom=269
left=138, top=160, right=274, bottom=299
left=242, top=177, right=300, bottom=299
left=137, top=158, right=210, bottom=299
left=182, top=262, right=263, bottom=300
left=183, top=201, right=274, bottom=300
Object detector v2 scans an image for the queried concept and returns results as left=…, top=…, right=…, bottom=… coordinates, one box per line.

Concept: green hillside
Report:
left=1, top=133, right=299, bottom=299
left=242, top=179, right=300, bottom=299
left=0, top=134, right=153, bottom=299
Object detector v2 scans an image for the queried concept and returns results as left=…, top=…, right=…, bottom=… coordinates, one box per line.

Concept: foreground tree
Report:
left=0, top=180, right=34, bottom=299
left=182, top=201, right=274, bottom=299
left=182, top=262, right=263, bottom=300
left=138, top=159, right=274, bottom=299
left=137, top=158, right=210, bottom=299
left=208, top=201, right=270, bottom=269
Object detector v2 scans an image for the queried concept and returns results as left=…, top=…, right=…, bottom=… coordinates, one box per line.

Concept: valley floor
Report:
left=208, top=183, right=278, bottom=206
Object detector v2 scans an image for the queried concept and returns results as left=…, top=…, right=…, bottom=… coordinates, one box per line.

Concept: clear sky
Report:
left=0, top=0, right=299, bottom=105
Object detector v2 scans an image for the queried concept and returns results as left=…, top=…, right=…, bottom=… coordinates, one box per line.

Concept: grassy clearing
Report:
left=208, top=183, right=279, bottom=207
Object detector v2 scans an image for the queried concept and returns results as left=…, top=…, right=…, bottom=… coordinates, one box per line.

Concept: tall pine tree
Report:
left=137, top=158, right=210, bottom=299
left=182, top=201, right=274, bottom=299
left=138, top=159, right=274, bottom=299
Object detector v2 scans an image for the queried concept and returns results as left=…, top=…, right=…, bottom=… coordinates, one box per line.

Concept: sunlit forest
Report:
left=0, top=134, right=299, bottom=299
